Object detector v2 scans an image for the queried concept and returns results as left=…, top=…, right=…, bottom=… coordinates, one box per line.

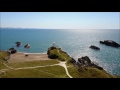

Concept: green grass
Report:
left=8, top=60, right=59, bottom=68
left=67, top=65, right=82, bottom=78
left=0, top=66, right=69, bottom=78
left=0, top=59, right=69, bottom=78
left=48, top=47, right=72, bottom=63
left=0, top=51, right=10, bottom=69
left=0, top=62, right=8, bottom=69
left=0, top=51, right=9, bottom=62
left=67, top=65, right=114, bottom=78
left=0, top=51, right=118, bottom=78
left=58, top=48, right=72, bottom=63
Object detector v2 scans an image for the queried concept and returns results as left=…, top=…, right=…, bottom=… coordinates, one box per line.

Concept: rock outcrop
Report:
left=70, top=58, right=76, bottom=64
left=24, top=44, right=30, bottom=48
left=100, top=40, right=120, bottom=48
left=77, top=56, right=103, bottom=70
left=8, top=48, right=17, bottom=54
left=15, top=42, right=22, bottom=47
left=89, top=45, right=100, bottom=50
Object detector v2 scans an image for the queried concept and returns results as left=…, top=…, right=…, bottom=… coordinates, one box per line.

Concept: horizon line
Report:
left=1, top=27, right=120, bottom=30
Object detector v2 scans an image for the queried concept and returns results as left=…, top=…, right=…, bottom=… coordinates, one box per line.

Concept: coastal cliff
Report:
left=47, top=46, right=115, bottom=78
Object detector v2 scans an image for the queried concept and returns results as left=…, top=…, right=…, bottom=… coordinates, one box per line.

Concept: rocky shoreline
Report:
left=47, top=46, right=105, bottom=72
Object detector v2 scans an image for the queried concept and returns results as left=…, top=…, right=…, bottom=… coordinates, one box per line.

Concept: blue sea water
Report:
left=0, top=28, right=120, bottom=76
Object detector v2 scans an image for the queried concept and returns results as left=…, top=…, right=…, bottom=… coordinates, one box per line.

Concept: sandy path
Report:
left=8, top=52, right=51, bottom=63
left=58, top=61, right=73, bottom=78
left=1, top=61, right=73, bottom=78
left=56, top=49, right=73, bottom=78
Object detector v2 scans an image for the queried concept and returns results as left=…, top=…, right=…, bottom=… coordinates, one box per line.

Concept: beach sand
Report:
left=8, top=52, right=51, bottom=63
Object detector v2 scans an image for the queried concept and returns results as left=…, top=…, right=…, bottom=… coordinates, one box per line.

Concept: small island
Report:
left=100, top=40, right=120, bottom=48
left=89, top=45, right=100, bottom=50
left=15, top=42, right=22, bottom=47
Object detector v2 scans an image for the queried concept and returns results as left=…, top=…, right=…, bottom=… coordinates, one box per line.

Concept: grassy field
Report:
left=0, top=65, right=69, bottom=78
left=0, top=51, right=119, bottom=78
left=0, top=51, right=69, bottom=78
left=8, top=60, right=59, bottom=68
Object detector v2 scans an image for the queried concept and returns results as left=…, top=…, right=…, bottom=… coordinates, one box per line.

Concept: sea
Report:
left=0, top=28, right=120, bottom=76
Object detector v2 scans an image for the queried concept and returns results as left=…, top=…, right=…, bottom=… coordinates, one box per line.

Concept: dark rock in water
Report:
left=11, top=50, right=17, bottom=54
left=8, top=48, right=17, bottom=54
left=89, top=45, right=100, bottom=50
left=100, top=40, right=120, bottom=48
left=24, top=44, right=30, bottom=48
left=100, top=41, right=104, bottom=44
left=15, top=42, right=22, bottom=47
left=9, top=48, right=14, bottom=50
left=78, top=56, right=103, bottom=70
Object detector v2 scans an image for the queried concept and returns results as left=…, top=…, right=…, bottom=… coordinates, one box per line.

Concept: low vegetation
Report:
left=0, top=66, right=69, bottom=78
left=0, top=50, right=119, bottom=78
left=47, top=47, right=118, bottom=78
left=0, top=51, right=9, bottom=62
left=67, top=65, right=114, bottom=78
left=8, top=60, right=59, bottom=68
left=47, top=47, right=72, bottom=63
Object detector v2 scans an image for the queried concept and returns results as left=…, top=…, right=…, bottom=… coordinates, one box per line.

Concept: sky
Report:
left=0, top=12, right=120, bottom=29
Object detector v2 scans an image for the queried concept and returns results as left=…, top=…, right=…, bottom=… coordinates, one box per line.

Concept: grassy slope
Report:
left=67, top=65, right=114, bottom=78
left=0, top=51, right=9, bottom=69
left=0, top=51, right=8, bottom=61
left=48, top=47, right=72, bottom=63
left=48, top=47, right=116, bottom=78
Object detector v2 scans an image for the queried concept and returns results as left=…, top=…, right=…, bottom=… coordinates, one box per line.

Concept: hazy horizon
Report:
left=1, top=12, right=120, bottom=29
left=1, top=27, right=120, bottom=30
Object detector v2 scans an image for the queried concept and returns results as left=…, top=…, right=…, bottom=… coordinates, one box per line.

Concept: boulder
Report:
left=89, top=45, right=100, bottom=50
left=24, top=44, right=30, bottom=48
left=100, top=41, right=104, bottom=44
left=15, top=42, right=22, bottom=47
left=8, top=48, right=17, bottom=54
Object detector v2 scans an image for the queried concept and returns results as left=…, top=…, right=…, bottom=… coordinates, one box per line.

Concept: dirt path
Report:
left=0, top=61, right=73, bottom=78
left=0, top=64, right=59, bottom=72
left=56, top=49, right=73, bottom=78
left=58, top=61, right=73, bottom=78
